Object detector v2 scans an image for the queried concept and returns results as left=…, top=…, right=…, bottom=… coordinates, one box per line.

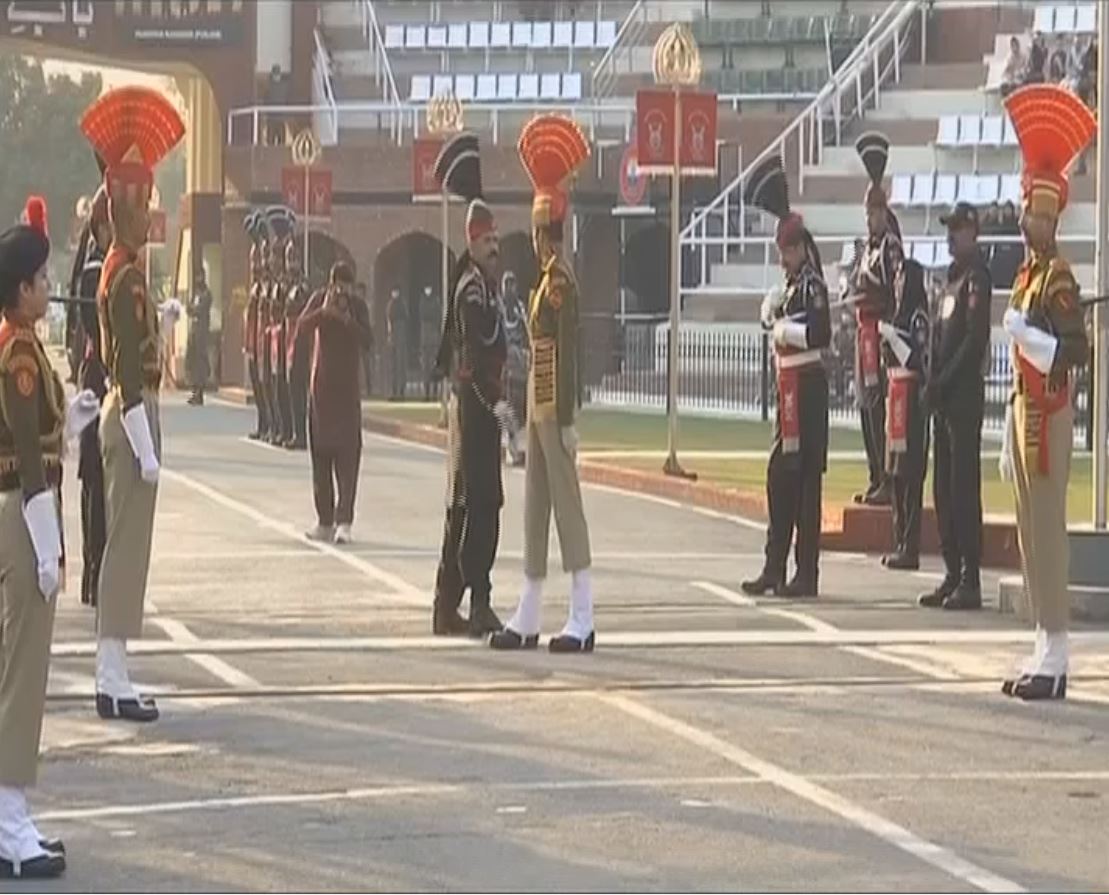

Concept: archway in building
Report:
left=622, top=223, right=668, bottom=316
left=372, top=230, right=454, bottom=400
left=500, top=231, right=536, bottom=299
left=305, top=231, right=356, bottom=291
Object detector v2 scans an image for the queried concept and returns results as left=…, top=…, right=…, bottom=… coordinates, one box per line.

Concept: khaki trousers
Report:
left=0, top=491, right=57, bottom=786
left=1012, top=395, right=1071, bottom=632
left=98, top=390, right=160, bottom=639
left=523, top=418, right=591, bottom=579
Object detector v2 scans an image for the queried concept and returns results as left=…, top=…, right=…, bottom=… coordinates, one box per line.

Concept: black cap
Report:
left=940, top=201, right=979, bottom=230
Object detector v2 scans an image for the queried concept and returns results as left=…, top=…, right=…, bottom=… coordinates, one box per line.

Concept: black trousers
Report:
left=275, top=354, right=293, bottom=443
left=248, top=356, right=269, bottom=435
left=261, top=352, right=279, bottom=440
left=310, top=435, right=361, bottom=527
left=890, top=433, right=929, bottom=560
left=289, top=364, right=309, bottom=445
left=932, top=404, right=983, bottom=585
left=763, top=368, right=828, bottom=588
left=434, top=503, right=501, bottom=613
left=859, top=375, right=888, bottom=494
left=79, top=442, right=106, bottom=606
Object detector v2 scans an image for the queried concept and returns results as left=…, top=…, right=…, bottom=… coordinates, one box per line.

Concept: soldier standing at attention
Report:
left=284, top=240, right=311, bottom=450
left=998, top=85, right=1093, bottom=700
left=82, top=85, right=185, bottom=723
left=243, top=213, right=271, bottom=441
left=186, top=268, right=212, bottom=407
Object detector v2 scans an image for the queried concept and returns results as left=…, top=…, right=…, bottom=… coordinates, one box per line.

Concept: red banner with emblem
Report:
left=412, top=137, right=443, bottom=199
left=281, top=167, right=333, bottom=217
left=635, top=89, right=717, bottom=175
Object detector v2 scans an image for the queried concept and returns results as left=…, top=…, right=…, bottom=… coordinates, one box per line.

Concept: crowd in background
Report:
left=1001, top=31, right=1097, bottom=108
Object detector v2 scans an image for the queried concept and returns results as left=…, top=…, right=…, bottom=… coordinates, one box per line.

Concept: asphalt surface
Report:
left=27, top=394, right=1109, bottom=892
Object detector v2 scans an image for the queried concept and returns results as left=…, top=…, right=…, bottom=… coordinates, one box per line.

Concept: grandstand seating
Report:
left=691, top=13, right=876, bottom=47
left=934, top=114, right=1017, bottom=149
left=409, top=70, right=582, bottom=101
left=384, top=20, right=618, bottom=52
left=1032, top=3, right=1096, bottom=35
left=887, top=172, right=1022, bottom=209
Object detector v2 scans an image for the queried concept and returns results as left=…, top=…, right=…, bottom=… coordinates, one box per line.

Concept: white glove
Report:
left=122, top=403, right=160, bottom=484
left=64, top=389, right=100, bottom=441
left=878, top=321, right=912, bottom=366
left=999, top=403, right=1015, bottom=483
left=160, top=298, right=183, bottom=331
left=1002, top=307, right=1026, bottom=338
left=772, top=319, right=808, bottom=350
left=22, top=490, right=60, bottom=601
left=561, top=425, right=579, bottom=455
left=492, top=399, right=514, bottom=432
left=760, top=286, right=784, bottom=329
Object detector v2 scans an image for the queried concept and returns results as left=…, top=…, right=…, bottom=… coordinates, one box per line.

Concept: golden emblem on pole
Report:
left=426, top=92, right=464, bottom=136
left=652, top=22, right=702, bottom=87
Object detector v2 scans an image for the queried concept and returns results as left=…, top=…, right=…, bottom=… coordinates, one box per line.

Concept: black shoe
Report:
left=0, top=852, right=65, bottom=879
left=884, top=552, right=919, bottom=571
left=468, top=604, right=503, bottom=638
left=489, top=628, right=540, bottom=650
left=779, top=577, right=818, bottom=599
left=1001, top=675, right=1030, bottom=697
left=549, top=631, right=595, bottom=653
left=918, top=577, right=958, bottom=608
left=863, top=481, right=892, bottom=506
left=740, top=573, right=783, bottom=596
left=432, top=607, right=469, bottom=636
left=1014, top=674, right=1067, bottom=701
left=39, top=839, right=64, bottom=855
left=287, top=438, right=307, bottom=451
left=248, top=430, right=264, bottom=441
left=96, top=693, right=159, bottom=722
left=942, top=583, right=982, bottom=611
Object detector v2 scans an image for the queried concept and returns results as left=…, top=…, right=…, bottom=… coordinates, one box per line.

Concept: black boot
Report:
left=863, top=478, right=892, bottom=506
left=468, top=592, right=503, bottom=638
left=918, top=576, right=958, bottom=608
left=432, top=604, right=469, bottom=636
left=779, top=575, right=818, bottom=599
left=884, top=552, right=919, bottom=571
left=942, top=581, right=982, bottom=611
left=1013, top=674, right=1066, bottom=701
left=740, top=572, right=783, bottom=596
left=489, top=627, right=540, bottom=650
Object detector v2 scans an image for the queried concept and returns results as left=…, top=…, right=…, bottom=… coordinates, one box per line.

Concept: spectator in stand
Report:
left=264, top=64, right=290, bottom=146
left=1049, top=34, right=1069, bottom=82
left=1078, top=37, right=1097, bottom=108
left=1026, top=32, right=1047, bottom=84
left=1001, top=36, right=1025, bottom=96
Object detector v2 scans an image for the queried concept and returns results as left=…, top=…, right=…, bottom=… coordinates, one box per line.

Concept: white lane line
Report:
left=688, top=505, right=765, bottom=531
left=839, top=646, right=960, bottom=682
left=161, top=468, right=424, bottom=606
left=691, top=581, right=839, bottom=634
left=600, top=693, right=1025, bottom=894
left=155, top=549, right=324, bottom=561
left=146, top=617, right=261, bottom=690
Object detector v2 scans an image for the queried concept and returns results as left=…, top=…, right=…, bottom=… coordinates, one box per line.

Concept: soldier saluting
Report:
left=852, top=133, right=903, bottom=507
left=998, top=84, right=1093, bottom=700
left=740, top=156, right=831, bottom=599
left=918, top=202, right=991, bottom=608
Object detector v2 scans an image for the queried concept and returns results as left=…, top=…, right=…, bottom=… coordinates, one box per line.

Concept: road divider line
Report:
left=600, top=693, right=1025, bottom=894
left=691, top=581, right=840, bottom=634
left=146, top=617, right=261, bottom=690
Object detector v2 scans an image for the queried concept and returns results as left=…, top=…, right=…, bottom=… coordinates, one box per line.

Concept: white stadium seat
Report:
left=385, top=24, right=404, bottom=49
left=454, top=74, right=475, bottom=101
left=405, top=25, right=426, bottom=49
left=553, top=21, right=574, bottom=48
left=933, top=173, right=957, bottom=206
left=518, top=73, right=540, bottom=100
left=980, top=115, right=1003, bottom=147
left=1002, top=114, right=1018, bottom=146
left=956, top=114, right=981, bottom=147
left=839, top=242, right=854, bottom=266
left=427, top=26, right=446, bottom=49
left=597, top=20, right=618, bottom=47
left=432, top=74, right=453, bottom=97
left=1053, top=5, right=1076, bottom=33
left=490, top=21, right=511, bottom=48
left=448, top=23, right=468, bottom=48
left=532, top=21, right=553, bottom=48
left=562, top=71, right=583, bottom=100
left=909, top=173, right=934, bottom=207
left=889, top=174, right=912, bottom=207
left=975, top=174, right=1000, bottom=204
left=512, top=22, right=532, bottom=48
left=540, top=72, right=561, bottom=99
left=1033, top=5, right=1055, bottom=34
left=410, top=75, right=431, bottom=102
left=476, top=73, right=498, bottom=100
left=497, top=73, right=518, bottom=100
left=936, top=115, right=959, bottom=147
left=574, top=21, right=596, bottom=48
left=912, top=241, right=935, bottom=268
left=1000, top=173, right=1022, bottom=204
left=955, top=174, right=977, bottom=204
left=1076, top=3, right=1096, bottom=33
left=468, top=22, right=489, bottom=48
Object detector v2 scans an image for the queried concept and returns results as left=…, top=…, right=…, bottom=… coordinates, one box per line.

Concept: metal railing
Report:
left=589, top=320, right=1090, bottom=443
left=357, top=0, right=403, bottom=133
left=679, top=0, right=924, bottom=294
left=312, top=28, right=339, bottom=146
left=591, top=0, right=647, bottom=99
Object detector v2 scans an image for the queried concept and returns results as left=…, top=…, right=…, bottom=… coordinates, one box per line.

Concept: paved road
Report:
left=31, top=395, right=1109, bottom=891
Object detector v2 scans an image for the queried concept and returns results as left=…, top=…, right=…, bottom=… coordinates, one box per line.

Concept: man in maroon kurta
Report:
left=297, top=262, right=372, bottom=544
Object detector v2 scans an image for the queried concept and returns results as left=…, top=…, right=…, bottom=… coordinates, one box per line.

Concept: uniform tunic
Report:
left=97, top=247, right=161, bottom=640
left=1008, top=251, right=1088, bottom=632
left=0, top=318, right=63, bottom=785
left=285, top=276, right=311, bottom=445
left=245, top=276, right=269, bottom=436
left=186, top=285, right=212, bottom=390
left=930, top=251, right=992, bottom=586
left=762, top=261, right=831, bottom=588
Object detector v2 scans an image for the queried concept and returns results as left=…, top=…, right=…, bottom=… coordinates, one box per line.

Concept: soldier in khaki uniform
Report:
left=999, top=84, right=1094, bottom=701
left=491, top=115, right=594, bottom=653
left=0, top=198, right=78, bottom=878
left=81, top=86, right=185, bottom=722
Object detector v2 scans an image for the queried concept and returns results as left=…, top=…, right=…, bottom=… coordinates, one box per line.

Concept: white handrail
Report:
left=313, top=28, right=339, bottom=145
left=591, top=0, right=647, bottom=99
left=358, top=0, right=402, bottom=111
left=680, top=0, right=920, bottom=245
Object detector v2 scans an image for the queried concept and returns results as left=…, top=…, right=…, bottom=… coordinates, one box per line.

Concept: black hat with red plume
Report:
left=744, top=155, right=805, bottom=249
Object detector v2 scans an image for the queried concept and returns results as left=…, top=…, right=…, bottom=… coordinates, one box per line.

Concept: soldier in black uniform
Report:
left=284, top=240, right=311, bottom=450
left=852, top=133, right=903, bottom=507
left=878, top=257, right=931, bottom=570
left=265, top=207, right=297, bottom=446
left=243, top=213, right=270, bottom=441
left=740, top=156, right=831, bottom=598
left=431, top=132, right=508, bottom=638
left=919, top=202, right=991, bottom=610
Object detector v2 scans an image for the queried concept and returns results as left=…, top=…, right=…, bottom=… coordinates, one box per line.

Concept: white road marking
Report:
left=146, top=616, right=261, bottom=690
left=692, top=580, right=755, bottom=608
left=688, top=505, right=766, bottom=531
left=601, top=693, right=1025, bottom=894
left=691, top=581, right=846, bottom=634
left=162, top=468, right=424, bottom=606
left=840, top=646, right=960, bottom=682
